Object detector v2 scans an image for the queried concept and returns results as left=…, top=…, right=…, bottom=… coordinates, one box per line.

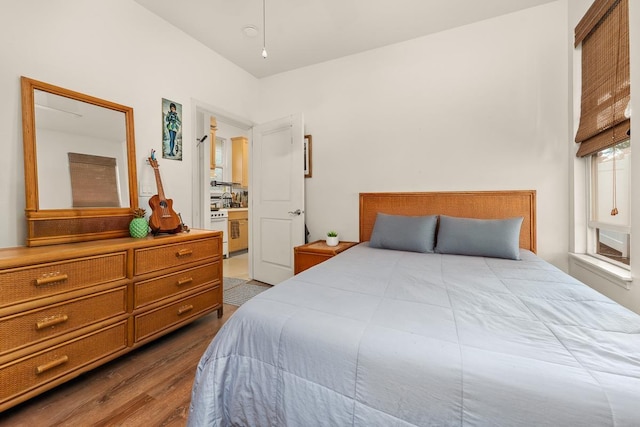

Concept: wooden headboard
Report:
left=359, top=190, right=537, bottom=253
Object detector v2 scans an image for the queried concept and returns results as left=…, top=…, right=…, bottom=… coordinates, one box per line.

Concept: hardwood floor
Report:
left=0, top=304, right=237, bottom=427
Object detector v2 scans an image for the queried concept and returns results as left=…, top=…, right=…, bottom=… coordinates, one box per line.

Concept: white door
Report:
left=251, top=114, right=305, bottom=285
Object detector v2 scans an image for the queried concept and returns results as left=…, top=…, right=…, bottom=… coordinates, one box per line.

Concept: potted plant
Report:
left=129, top=208, right=149, bottom=238
left=326, top=230, right=339, bottom=247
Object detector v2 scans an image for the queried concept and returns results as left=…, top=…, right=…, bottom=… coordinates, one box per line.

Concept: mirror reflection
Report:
left=21, top=76, right=138, bottom=247
left=34, top=89, right=130, bottom=209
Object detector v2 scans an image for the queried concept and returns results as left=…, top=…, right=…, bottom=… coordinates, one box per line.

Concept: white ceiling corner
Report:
left=134, top=0, right=558, bottom=79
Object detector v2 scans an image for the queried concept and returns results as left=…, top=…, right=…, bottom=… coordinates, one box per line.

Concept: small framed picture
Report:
left=162, top=98, right=182, bottom=161
left=304, top=135, right=312, bottom=178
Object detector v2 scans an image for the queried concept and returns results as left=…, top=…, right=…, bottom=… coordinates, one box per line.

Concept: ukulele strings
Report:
left=150, top=149, right=173, bottom=220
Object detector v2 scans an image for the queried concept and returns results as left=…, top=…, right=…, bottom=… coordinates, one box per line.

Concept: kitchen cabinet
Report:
left=231, top=136, right=248, bottom=187
left=228, top=209, right=248, bottom=253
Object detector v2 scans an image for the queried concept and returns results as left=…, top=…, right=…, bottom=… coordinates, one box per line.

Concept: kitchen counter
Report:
left=210, top=207, right=248, bottom=212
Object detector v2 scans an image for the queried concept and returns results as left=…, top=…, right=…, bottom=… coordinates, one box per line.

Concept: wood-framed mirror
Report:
left=21, top=76, right=138, bottom=246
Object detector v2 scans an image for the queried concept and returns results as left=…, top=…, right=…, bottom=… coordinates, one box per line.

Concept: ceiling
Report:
left=134, top=0, right=557, bottom=79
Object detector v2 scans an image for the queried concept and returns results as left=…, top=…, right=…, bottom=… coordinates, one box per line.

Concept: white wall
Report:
left=256, top=2, right=570, bottom=268
left=0, top=1, right=585, bottom=282
left=0, top=0, right=258, bottom=248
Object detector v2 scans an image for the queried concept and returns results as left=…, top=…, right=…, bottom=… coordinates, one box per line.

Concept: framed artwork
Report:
left=304, top=134, right=312, bottom=178
left=162, top=98, right=182, bottom=161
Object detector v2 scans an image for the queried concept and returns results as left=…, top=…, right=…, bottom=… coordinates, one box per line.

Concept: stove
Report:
left=210, top=209, right=229, bottom=258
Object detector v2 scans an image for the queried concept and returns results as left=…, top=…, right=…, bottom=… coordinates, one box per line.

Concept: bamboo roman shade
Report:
left=574, top=0, right=630, bottom=157
left=68, top=152, right=120, bottom=207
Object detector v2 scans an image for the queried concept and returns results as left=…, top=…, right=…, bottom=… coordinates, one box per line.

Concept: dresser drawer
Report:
left=0, top=321, right=127, bottom=405
left=0, top=253, right=127, bottom=309
left=134, top=287, right=221, bottom=343
left=0, top=287, right=127, bottom=357
left=134, top=238, right=219, bottom=276
left=134, top=262, right=220, bottom=309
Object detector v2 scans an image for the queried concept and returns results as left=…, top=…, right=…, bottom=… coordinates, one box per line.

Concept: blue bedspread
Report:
left=189, top=244, right=640, bottom=426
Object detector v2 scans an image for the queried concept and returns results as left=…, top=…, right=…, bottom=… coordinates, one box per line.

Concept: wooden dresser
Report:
left=0, top=229, right=222, bottom=412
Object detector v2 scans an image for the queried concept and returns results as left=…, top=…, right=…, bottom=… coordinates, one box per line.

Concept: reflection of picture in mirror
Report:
left=162, top=98, right=182, bottom=161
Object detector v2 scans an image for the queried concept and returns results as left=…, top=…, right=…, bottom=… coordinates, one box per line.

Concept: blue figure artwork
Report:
left=162, top=98, right=182, bottom=160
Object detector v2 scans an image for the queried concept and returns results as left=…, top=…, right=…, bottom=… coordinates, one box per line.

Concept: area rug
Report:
left=223, top=277, right=271, bottom=307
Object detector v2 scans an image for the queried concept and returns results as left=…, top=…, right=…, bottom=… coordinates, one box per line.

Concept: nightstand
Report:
left=294, top=240, right=358, bottom=274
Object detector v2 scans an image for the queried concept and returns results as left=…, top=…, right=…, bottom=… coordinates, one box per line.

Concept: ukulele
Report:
left=147, top=150, right=182, bottom=234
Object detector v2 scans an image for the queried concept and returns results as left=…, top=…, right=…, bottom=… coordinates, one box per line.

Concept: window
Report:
left=213, top=137, right=226, bottom=181
left=589, top=140, right=631, bottom=266
left=575, top=0, right=631, bottom=267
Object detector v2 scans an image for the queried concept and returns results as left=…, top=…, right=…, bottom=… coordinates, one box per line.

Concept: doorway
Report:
left=224, top=252, right=249, bottom=280
left=192, top=102, right=306, bottom=285
left=193, top=102, right=251, bottom=280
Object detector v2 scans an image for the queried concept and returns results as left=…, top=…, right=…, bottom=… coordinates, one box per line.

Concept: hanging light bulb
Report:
left=262, top=0, right=268, bottom=59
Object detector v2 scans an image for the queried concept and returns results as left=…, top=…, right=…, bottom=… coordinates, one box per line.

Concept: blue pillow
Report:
left=435, top=215, right=524, bottom=260
left=369, top=213, right=438, bottom=253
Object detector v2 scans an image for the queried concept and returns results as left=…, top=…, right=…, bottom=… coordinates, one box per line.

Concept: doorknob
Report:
left=288, top=209, right=302, bottom=216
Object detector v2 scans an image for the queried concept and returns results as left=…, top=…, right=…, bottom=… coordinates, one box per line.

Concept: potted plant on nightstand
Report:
left=326, top=230, right=339, bottom=247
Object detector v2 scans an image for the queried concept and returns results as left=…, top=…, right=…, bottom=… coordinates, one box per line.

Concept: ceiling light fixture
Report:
left=261, top=0, right=268, bottom=59
left=242, top=25, right=258, bottom=38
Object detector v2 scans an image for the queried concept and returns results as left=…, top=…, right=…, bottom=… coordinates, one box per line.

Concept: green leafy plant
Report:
left=133, top=208, right=146, bottom=218
left=327, top=230, right=338, bottom=237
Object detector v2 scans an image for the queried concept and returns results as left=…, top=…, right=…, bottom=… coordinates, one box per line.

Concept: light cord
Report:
left=262, top=0, right=267, bottom=58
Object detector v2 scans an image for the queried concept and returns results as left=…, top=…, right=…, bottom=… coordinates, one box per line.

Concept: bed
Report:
left=188, top=191, right=640, bottom=426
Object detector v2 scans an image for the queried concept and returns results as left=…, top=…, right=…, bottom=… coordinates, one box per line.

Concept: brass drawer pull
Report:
left=177, top=277, right=193, bottom=286
left=36, top=355, right=69, bottom=375
left=36, top=314, right=69, bottom=330
left=177, top=304, right=194, bottom=315
left=176, top=249, right=193, bottom=258
left=35, top=274, right=69, bottom=286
